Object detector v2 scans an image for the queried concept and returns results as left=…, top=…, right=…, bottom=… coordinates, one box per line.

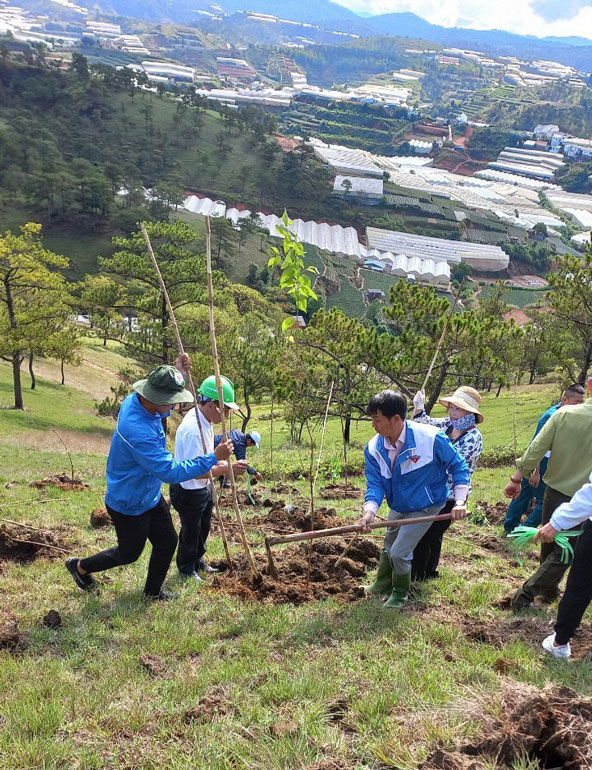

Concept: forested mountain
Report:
left=92, top=0, right=360, bottom=24
left=362, top=13, right=592, bottom=71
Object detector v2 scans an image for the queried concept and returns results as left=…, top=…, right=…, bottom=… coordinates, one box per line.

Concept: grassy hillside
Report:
left=1, top=345, right=590, bottom=769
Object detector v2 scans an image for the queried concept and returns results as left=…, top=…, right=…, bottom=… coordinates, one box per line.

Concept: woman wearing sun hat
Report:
left=411, top=386, right=484, bottom=580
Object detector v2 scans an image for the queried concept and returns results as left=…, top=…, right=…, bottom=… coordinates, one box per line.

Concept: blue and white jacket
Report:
left=105, top=393, right=218, bottom=516
left=364, top=421, right=470, bottom=514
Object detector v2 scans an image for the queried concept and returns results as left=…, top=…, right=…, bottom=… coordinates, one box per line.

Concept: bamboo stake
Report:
left=6, top=536, right=71, bottom=554
left=512, top=371, right=519, bottom=465
left=205, top=216, right=259, bottom=578
left=0, top=516, right=55, bottom=533
left=307, top=381, right=334, bottom=585
left=140, top=223, right=233, bottom=569
left=334, top=532, right=359, bottom=568
left=420, top=277, right=466, bottom=393
left=264, top=514, right=453, bottom=574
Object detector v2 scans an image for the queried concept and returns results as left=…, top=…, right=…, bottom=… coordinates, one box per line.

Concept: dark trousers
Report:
left=170, top=484, right=214, bottom=575
left=555, top=521, right=592, bottom=645
left=411, top=499, right=454, bottom=580
left=79, top=496, right=178, bottom=597
left=512, top=486, right=573, bottom=608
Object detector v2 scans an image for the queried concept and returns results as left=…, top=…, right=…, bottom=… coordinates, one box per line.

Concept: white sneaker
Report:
left=542, top=633, right=571, bottom=659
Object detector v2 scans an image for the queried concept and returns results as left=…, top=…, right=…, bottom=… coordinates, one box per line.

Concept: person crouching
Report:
left=358, top=390, right=470, bottom=608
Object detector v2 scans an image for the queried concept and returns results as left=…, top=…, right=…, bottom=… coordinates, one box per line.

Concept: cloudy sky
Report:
left=334, top=0, right=592, bottom=38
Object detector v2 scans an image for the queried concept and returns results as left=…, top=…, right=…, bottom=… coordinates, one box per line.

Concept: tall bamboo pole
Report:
left=140, top=223, right=233, bottom=569
left=205, top=216, right=259, bottom=578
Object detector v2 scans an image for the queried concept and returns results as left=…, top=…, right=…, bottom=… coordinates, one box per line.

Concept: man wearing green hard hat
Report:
left=171, top=373, right=248, bottom=581
left=65, top=356, right=234, bottom=601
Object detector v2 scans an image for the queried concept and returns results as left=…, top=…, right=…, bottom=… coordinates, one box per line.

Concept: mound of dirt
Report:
left=250, top=504, right=346, bottom=534
left=420, top=684, right=592, bottom=769
left=30, top=473, right=89, bottom=492
left=472, top=501, right=507, bottom=526
left=90, top=508, right=111, bottom=528
left=211, top=537, right=380, bottom=605
left=184, top=688, right=229, bottom=723
left=0, top=611, right=27, bottom=650
left=320, top=483, right=362, bottom=500
left=140, top=652, right=167, bottom=676
left=0, top=523, right=71, bottom=563
left=464, top=616, right=592, bottom=661
left=42, top=610, right=62, bottom=629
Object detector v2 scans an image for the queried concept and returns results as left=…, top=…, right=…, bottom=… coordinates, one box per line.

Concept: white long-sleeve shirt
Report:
left=550, top=471, right=592, bottom=531
left=174, top=407, right=214, bottom=490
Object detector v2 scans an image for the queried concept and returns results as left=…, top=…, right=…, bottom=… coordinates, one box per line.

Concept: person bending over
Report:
left=358, top=390, right=470, bottom=609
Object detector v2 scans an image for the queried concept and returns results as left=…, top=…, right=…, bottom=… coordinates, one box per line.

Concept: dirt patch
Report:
left=0, top=522, right=72, bottom=562
left=42, top=609, right=62, bottom=629
left=0, top=611, right=27, bottom=650
left=320, top=483, right=362, bottom=500
left=420, top=684, right=592, bottom=769
left=184, top=688, right=229, bottom=723
left=90, top=508, right=111, bottom=528
left=210, top=537, right=380, bottom=605
left=465, top=616, right=592, bottom=661
left=472, top=501, right=507, bottom=525
left=249, top=503, right=346, bottom=534
left=30, top=473, right=89, bottom=492
left=140, top=653, right=167, bottom=676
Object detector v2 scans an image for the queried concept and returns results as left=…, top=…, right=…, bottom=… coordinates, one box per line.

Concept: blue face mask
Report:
left=451, top=413, right=476, bottom=431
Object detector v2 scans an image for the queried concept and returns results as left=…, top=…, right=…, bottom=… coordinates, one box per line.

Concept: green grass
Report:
left=0, top=349, right=590, bottom=770
left=479, top=284, right=547, bottom=309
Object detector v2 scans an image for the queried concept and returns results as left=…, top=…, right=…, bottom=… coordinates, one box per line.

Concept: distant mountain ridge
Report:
left=94, top=1, right=592, bottom=69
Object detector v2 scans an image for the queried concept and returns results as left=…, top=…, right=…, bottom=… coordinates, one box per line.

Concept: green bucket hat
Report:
left=133, top=365, right=194, bottom=406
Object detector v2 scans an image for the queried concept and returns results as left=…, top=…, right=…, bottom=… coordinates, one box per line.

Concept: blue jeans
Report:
left=504, top=458, right=548, bottom=533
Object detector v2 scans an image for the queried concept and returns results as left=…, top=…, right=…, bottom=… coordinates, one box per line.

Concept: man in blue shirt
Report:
left=65, top=359, right=233, bottom=601
left=358, top=390, right=470, bottom=608
left=214, top=429, right=262, bottom=488
left=503, top=383, right=585, bottom=534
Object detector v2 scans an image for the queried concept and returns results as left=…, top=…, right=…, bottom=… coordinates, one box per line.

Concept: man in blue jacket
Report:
left=358, top=390, right=470, bottom=608
left=214, top=429, right=262, bottom=488
left=65, top=360, right=234, bottom=601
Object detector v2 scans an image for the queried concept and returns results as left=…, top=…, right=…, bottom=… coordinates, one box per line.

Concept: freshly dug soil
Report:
left=320, top=483, right=362, bottom=500
left=42, top=609, right=62, bottom=629
left=90, top=507, right=111, bottom=528
left=30, top=473, right=89, bottom=492
left=0, top=611, right=27, bottom=650
left=249, top=503, right=346, bottom=534
left=184, top=688, right=230, bottom=723
left=210, top=537, right=380, bottom=605
left=420, top=684, right=592, bottom=769
left=472, top=500, right=508, bottom=526
left=0, top=523, right=71, bottom=562
left=140, top=653, right=167, bottom=676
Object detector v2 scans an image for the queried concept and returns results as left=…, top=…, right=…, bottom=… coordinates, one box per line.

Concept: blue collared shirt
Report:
left=105, top=393, right=218, bottom=515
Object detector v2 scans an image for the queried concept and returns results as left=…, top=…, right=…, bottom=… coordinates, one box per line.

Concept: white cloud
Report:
left=333, top=0, right=592, bottom=39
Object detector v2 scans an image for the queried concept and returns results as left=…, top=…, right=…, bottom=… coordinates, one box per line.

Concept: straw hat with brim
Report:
left=439, top=386, right=484, bottom=423
left=133, top=365, right=194, bottom=406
